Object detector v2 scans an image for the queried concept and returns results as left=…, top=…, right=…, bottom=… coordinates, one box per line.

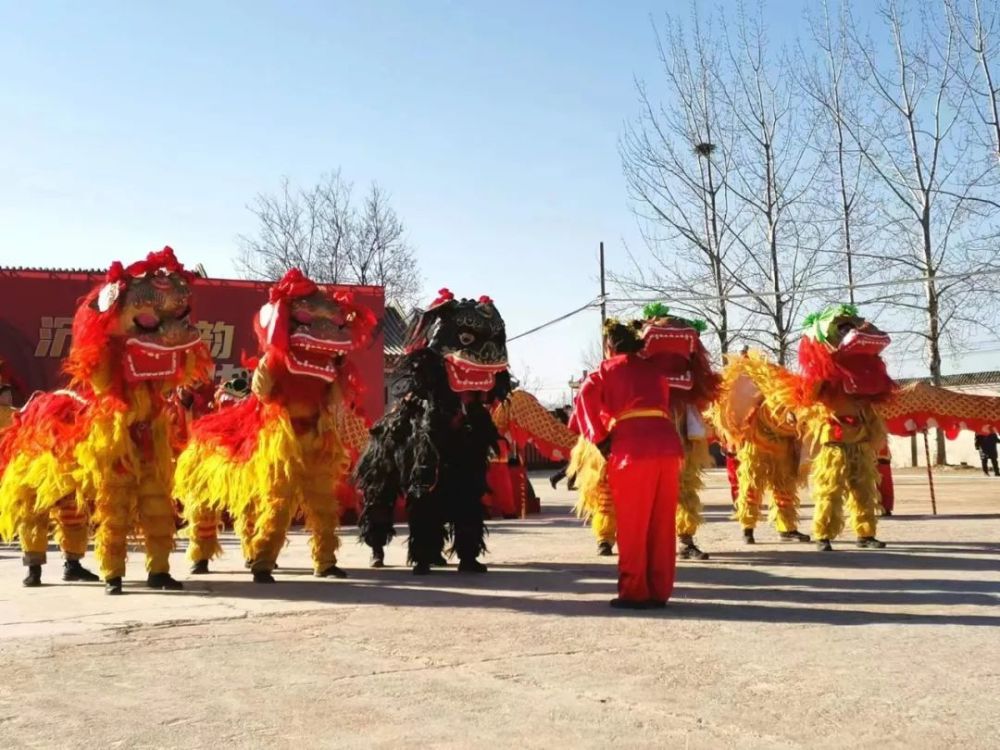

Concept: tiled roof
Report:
left=1, top=266, right=104, bottom=274
left=896, top=370, right=1000, bottom=388
left=382, top=305, right=410, bottom=357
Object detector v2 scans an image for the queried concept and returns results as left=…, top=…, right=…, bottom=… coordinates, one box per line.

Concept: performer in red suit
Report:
left=570, top=319, right=684, bottom=610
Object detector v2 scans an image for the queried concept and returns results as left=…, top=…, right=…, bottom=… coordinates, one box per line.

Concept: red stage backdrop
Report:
left=0, top=270, right=386, bottom=421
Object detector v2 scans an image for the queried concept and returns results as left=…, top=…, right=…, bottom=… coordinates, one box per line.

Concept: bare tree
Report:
left=618, top=8, right=742, bottom=356
left=236, top=171, right=421, bottom=308
left=841, top=0, right=1000, bottom=462
left=946, top=0, right=1000, bottom=166
left=716, top=4, right=828, bottom=364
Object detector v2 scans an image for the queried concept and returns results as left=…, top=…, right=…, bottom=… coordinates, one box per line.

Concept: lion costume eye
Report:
left=459, top=332, right=476, bottom=346
left=292, top=310, right=313, bottom=325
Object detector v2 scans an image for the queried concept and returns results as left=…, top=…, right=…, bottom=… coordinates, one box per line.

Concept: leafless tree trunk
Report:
left=617, top=8, right=741, bottom=357
left=236, top=171, right=421, bottom=308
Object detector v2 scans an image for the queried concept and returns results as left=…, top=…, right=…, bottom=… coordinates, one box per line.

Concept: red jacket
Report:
left=571, top=354, right=682, bottom=459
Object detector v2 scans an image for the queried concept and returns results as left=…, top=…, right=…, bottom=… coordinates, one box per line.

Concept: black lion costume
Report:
left=356, top=289, right=511, bottom=574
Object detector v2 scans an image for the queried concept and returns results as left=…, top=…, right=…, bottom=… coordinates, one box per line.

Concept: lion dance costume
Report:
left=569, top=305, right=720, bottom=561
left=713, top=351, right=812, bottom=544
left=794, top=304, right=895, bottom=550
left=356, top=289, right=511, bottom=575
left=174, top=269, right=375, bottom=583
left=0, top=247, right=212, bottom=594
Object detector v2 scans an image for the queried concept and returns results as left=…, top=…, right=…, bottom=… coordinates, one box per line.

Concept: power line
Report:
left=507, top=298, right=599, bottom=342
left=605, top=267, right=1000, bottom=307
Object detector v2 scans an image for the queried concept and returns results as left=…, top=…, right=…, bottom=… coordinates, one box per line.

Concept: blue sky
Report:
left=2, top=1, right=982, bottom=402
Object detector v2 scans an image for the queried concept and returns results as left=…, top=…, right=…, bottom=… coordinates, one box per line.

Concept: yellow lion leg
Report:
left=734, top=444, right=763, bottom=530
left=54, top=500, right=89, bottom=561
left=302, top=490, right=341, bottom=573
left=810, top=445, right=847, bottom=541
left=248, top=498, right=293, bottom=573
left=768, top=448, right=800, bottom=534
left=590, top=507, right=617, bottom=545
left=847, top=445, right=880, bottom=538
left=93, top=486, right=131, bottom=580
left=18, top=507, right=50, bottom=567
left=137, top=491, right=177, bottom=575
left=186, top=508, right=223, bottom=563
left=676, top=456, right=703, bottom=537
left=237, top=512, right=256, bottom=564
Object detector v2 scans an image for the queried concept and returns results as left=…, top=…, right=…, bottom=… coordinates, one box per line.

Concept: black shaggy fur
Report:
left=356, top=348, right=512, bottom=567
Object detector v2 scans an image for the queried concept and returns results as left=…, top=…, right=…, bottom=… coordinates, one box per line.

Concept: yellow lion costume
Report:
left=173, top=269, right=375, bottom=583
left=794, top=305, right=894, bottom=550
left=0, top=248, right=212, bottom=593
left=713, top=351, right=811, bottom=544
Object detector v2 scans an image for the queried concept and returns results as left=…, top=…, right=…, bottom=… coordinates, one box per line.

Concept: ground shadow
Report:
left=131, top=550, right=1000, bottom=627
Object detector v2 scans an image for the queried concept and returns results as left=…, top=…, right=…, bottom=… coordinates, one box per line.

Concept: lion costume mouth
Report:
left=640, top=322, right=698, bottom=358
left=443, top=352, right=508, bottom=392
left=286, top=332, right=354, bottom=382
left=124, top=338, right=202, bottom=383
left=832, top=328, right=893, bottom=396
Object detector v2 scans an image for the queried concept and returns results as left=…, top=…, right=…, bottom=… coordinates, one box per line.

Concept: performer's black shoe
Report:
left=457, top=559, right=488, bottom=574
left=597, top=541, right=614, bottom=557
left=63, top=560, right=99, bottom=582
left=646, top=599, right=668, bottom=609
left=549, top=475, right=559, bottom=490
left=609, top=598, right=650, bottom=610
left=244, top=559, right=253, bottom=569
left=743, top=528, right=755, bottom=545
left=190, top=559, right=210, bottom=575
left=856, top=536, right=886, bottom=549
left=252, top=570, right=276, bottom=584
left=22, top=565, right=42, bottom=588
left=315, top=564, right=348, bottom=579
left=370, top=547, right=385, bottom=568
left=431, top=553, right=448, bottom=566
left=412, top=562, right=432, bottom=575
left=147, top=573, right=184, bottom=590
left=678, top=535, right=709, bottom=560
left=816, top=538, right=834, bottom=552
left=105, top=576, right=123, bottom=595
left=882, top=509, right=893, bottom=517
left=779, top=530, right=811, bottom=543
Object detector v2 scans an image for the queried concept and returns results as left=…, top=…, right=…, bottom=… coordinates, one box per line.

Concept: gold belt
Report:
left=609, top=408, right=670, bottom=430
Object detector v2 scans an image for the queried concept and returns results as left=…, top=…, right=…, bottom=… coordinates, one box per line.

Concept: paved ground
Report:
left=1, top=468, right=998, bottom=749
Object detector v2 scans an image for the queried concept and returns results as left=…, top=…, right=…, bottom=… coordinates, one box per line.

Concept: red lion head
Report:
left=64, top=246, right=213, bottom=395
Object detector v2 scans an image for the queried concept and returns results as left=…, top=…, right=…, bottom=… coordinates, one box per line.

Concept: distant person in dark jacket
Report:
left=974, top=432, right=999, bottom=476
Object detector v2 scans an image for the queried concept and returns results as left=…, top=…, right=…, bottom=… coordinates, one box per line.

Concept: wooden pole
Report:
left=599, top=241, right=606, bottom=332
left=922, top=430, right=938, bottom=515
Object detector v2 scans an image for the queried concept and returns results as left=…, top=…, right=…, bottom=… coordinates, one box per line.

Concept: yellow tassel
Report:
left=676, top=439, right=708, bottom=536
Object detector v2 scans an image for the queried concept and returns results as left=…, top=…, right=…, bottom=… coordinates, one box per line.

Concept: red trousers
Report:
left=608, top=454, right=682, bottom=603
left=877, top=461, right=895, bottom=512
left=484, top=461, right=516, bottom=518
left=725, top=454, right=740, bottom=502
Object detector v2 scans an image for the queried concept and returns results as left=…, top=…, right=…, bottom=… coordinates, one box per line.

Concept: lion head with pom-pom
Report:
left=64, top=247, right=213, bottom=396
left=252, top=268, right=377, bottom=399
left=637, top=303, right=720, bottom=408
left=798, top=304, right=894, bottom=401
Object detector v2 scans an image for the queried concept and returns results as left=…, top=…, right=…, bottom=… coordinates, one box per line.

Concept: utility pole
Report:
left=599, top=241, right=606, bottom=332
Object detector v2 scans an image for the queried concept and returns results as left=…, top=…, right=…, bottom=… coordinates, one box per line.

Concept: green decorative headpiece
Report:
left=803, top=303, right=859, bottom=343
left=642, top=302, right=707, bottom=333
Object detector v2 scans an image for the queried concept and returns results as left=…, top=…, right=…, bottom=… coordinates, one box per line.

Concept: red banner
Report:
left=0, top=270, right=386, bottom=421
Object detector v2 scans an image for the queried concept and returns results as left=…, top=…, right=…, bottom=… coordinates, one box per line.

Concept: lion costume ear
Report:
left=404, top=289, right=457, bottom=353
